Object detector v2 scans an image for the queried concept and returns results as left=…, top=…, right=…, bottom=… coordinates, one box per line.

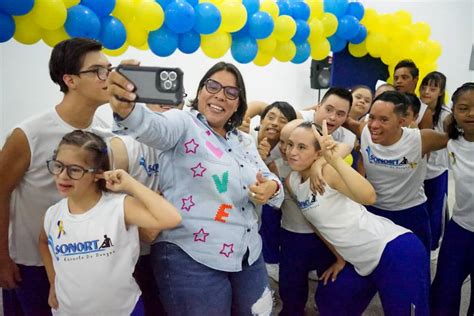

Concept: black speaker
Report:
left=310, top=56, right=332, bottom=89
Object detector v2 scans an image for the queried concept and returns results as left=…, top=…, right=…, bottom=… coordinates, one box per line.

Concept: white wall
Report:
left=1, top=0, right=473, bottom=144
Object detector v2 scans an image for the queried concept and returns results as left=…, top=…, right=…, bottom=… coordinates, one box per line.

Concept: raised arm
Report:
left=342, top=116, right=365, bottom=139
left=420, top=129, right=449, bottom=157
left=0, top=129, right=30, bottom=289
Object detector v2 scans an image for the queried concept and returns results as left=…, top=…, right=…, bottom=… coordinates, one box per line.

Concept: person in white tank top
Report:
left=343, top=91, right=449, bottom=253
left=431, top=83, right=474, bottom=316
left=39, top=130, right=181, bottom=316
left=285, top=120, right=430, bottom=315
left=0, top=38, right=114, bottom=315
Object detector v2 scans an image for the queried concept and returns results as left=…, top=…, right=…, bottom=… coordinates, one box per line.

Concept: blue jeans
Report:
left=2, top=265, right=51, bottom=316
left=259, top=204, right=281, bottom=264
left=151, top=242, right=272, bottom=316
left=424, top=171, right=448, bottom=250
left=431, top=220, right=474, bottom=316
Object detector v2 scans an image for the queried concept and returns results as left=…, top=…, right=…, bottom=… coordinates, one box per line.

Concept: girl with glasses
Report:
left=107, top=61, right=283, bottom=315
left=38, top=130, right=181, bottom=316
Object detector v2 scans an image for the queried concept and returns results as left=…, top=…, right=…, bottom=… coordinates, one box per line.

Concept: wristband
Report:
left=270, top=179, right=280, bottom=199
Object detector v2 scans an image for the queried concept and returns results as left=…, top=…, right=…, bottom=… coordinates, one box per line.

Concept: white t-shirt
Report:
left=44, top=193, right=141, bottom=316
left=300, top=110, right=356, bottom=149
left=289, top=172, right=409, bottom=276
left=275, top=158, right=314, bottom=233
left=114, top=135, right=162, bottom=255
left=448, top=136, right=474, bottom=232
left=360, top=125, right=427, bottom=210
left=415, top=101, right=428, bottom=126
left=426, top=106, right=451, bottom=179
left=9, top=109, right=111, bottom=266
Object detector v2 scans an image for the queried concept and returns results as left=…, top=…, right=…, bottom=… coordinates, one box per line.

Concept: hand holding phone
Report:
left=116, top=65, right=184, bottom=106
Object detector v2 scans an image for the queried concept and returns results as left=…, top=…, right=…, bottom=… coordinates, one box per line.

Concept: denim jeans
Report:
left=151, top=242, right=272, bottom=316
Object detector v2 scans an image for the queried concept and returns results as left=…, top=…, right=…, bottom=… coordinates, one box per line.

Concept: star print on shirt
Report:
left=191, top=162, right=207, bottom=177
left=219, top=243, right=234, bottom=258
left=181, top=195, right=195, bottom=212
left=193, top=228, right=209, bottom=242
left=184, top=139, right=199, bottom=154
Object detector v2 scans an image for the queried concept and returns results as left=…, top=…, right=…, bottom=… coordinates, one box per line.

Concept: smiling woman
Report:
left=107, top=61, right=284, bottom=315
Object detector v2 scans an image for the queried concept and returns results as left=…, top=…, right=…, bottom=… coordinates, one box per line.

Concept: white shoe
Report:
left=266, top=263, right=279, bottom=283
left=308, top=270, right=319, bottom=281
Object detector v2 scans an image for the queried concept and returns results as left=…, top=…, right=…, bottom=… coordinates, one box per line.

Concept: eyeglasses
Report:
left=76, top=67, right=115, bottom=81
left=46, top=160, right=97, bottom=180
left=204, top=79, right=240, bottom=100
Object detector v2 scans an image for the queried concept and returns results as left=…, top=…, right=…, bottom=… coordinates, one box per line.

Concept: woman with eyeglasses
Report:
left=39, top=130, right=181, bottom=316
left=107, top=61, right=283, bottom=315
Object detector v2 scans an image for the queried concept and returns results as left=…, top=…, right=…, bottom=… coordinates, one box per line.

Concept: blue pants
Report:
left=316, top=233, right=429, bottom=316
left=131, top=297, right=145, bottom=316
left=367, top=203, right=431, bottom=254
left=2, top=265, right=51, bottom=316
left=150, top=242, right=271, bottom=316
left=424, top=171, right=448, bottom=250
left=279, top=229, right=335, bottom=316
left=259, top=204, right=282, bottom=264
left=431, top=220, right=474, bottom=316
left=133, top=254, right=165, bottom=316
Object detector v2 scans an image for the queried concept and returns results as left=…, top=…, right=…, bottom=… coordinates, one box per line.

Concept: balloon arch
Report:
left=0, top=0, right=442, bottom=83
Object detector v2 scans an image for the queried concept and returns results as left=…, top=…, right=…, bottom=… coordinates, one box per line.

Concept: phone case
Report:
left=116, top=65, right=184, bottom=106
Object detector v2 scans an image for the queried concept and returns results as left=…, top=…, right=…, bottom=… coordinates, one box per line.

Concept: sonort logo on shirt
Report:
left=297, top=193, right=318, bottom=210
left=48, top=234, right=115, bottom=261
left=366, top=146, right=417, bottom=169
left=139, top=157, right=159, bottom=176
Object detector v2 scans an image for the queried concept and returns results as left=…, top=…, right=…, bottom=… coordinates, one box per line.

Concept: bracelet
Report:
left=269, top=179, right=280, bottom=199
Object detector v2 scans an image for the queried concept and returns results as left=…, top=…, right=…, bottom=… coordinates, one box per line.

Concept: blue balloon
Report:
left=99, top=16, right=126, bottom=49
left=148, top=26, right=178, bottom=57
left=290, top=2, right=310, bottom=20
left=156, top=0, right=172, bottom=9
left=292, top=19, right=309, bottom=44
left=232, top=22, right=250, bottom=39
left=165, top=0, right=195, bottom=34
left=349, top=24, right=366, bottom=44
left=292, top=41, right=310, bottom=64
left=194, top=2, right=221, bottom=34
left=277, top=1, right=291, bottom=16
left=248, top=11, right=273, bottom=39
left=346, top=2, right=364, bottom=20
left=65, top=5, right=101, bottom=39
left=0, top=0, right=33, bottom=16
left=231, top=36, right=258, bottom=64
left=0, top=11, right=14, bottom=43
left=323, top=0, right=348, bottom=18
left=178, top=30, right=200, bottom=54
left=80, top=0, right=115, bottom=17
left=335, top=15, right=360, bottom=40
left=328, top=35, right=347, bottom=53
left=243, top=0, right=259, bottom=16
left=184, top=0, right=198, bottom=6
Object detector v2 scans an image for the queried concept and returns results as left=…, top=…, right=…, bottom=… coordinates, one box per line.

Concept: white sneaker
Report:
left=308, top=270, right=319, bottom=281
left=266, top=263, right=279, bottom=283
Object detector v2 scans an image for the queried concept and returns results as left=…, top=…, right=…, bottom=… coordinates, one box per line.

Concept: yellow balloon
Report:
left=308, top=18, right=324, bottom=44
left=394, top=10, right=412, bottom=26
left=344, top=154, right=353, bottom=166
left=113, top=0, right=136, bottom=23
left=412, top=21, right=430, bottom=41
left=378, top=14, right=395, bottom=37
left=360, top=8, right=378, bottom=30
left=366, top=32, right=388, bottom=58
left=348, top=42, right=367, bottom=58
left=310, top=37, right=330, bottom=61
left=257, top=36, right=277, bottom=54
left=306, top=0, right=323, bottom=20
left=321, top=13, right=338, bottom=37
left=426, top=39, right=442, bottom=60
left=201, top=31, right=231, bottom=58
left=32, top=0, right=67, bottom=31
left=200, top=0, right=224, bottom=4
left=409, top=40, right=428, bottom=64
left=218, top=1, right=247, bottom=33
left=137, top=42, right=149, bottom=50
left=274, top=40, right=296, bottom=62
left=63, top=0, right=79, bottom=8
left=273, top=15, right=297, bottom=41
left=391, top=25, right=414, bottom=48
left=13, top=13, right=42, bottom=45
left=254, top=50, right=273, bottom=66
left=125, top=19, right=149, bottom=47
left=260, top=0, right=279, bottom=20
left=41, top=27, right=69, bottom=47
left=103, top=43, right=129, bottom=56
left=135, top=0, right=164, bottom=31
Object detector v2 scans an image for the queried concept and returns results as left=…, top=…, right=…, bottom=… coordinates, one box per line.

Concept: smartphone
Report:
left=116, top=65, right=184, bottom=106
